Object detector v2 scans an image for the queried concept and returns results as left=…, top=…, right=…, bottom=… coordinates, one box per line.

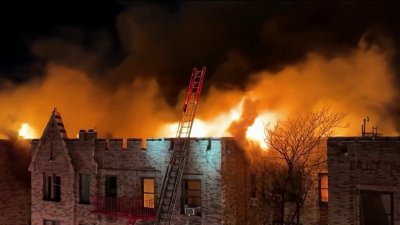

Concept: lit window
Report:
left=142, top=178, right=155, bottom=208
left=43, top=173, right=61, bottom=202
left=79, top=174, right=90, bottom=204
left=319, top=173, right=328, bottom=203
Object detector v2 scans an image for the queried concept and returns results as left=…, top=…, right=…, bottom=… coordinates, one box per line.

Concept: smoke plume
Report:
left=0, top=2, right=399, bottom=144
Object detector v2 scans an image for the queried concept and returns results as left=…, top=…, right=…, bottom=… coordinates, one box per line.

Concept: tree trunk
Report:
left=280, top=192, right=285, bottom=225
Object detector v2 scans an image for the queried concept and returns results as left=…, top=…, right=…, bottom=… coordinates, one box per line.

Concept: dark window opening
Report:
left=43, top=173, right=61, bottom=202
left=181, top=180, right=201, bottom=216
left=319, top=173, right=328, bottom=204
left=142, top=178, right=155, bottom=208
left=79, top=174, right=90, bottom=204
left=360, top=190, right=393, bottom=225
left=105, top=175, right=117, bottom=198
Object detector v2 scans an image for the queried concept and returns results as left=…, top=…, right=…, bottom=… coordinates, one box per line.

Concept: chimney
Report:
left=86, top=129, right=98, bottom=140
left=79, top=130, right=86, bottom=141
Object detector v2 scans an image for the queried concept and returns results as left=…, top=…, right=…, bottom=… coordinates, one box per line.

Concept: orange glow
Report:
left=0, top=42, right=397, bottom=147
left=160, top=99, right=278, bottom=149
left=18, top=123, right=36, bottom=139
left=160, top=100, right=245, bottom=138
left=320, top=174, right=328, bottom=202
left=143, top=178, right=155, bottom=208
left=245, top=113, right=278, bottom=149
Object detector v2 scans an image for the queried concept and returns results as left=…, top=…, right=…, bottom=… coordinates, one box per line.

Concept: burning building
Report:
left=28, top=109, right=251, bottom=225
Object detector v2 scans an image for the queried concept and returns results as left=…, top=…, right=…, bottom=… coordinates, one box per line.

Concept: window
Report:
left=79, top=174, right=90, bottom=204
left=44, top=219, right=60, bottom=225
left=105, top=175, right=117, bottom=197
left=319, top=173, right=328, bottom=203
left=142, top=178, right=155, bottom=208
left=181, top=180, right=201, bottom=215
left=360, top=191, right=393, bottom=225
left=43, top=173, right=61, bottom=202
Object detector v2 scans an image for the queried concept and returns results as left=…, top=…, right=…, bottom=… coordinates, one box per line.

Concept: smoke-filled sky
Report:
left=0, top=2, right=399, bottom=140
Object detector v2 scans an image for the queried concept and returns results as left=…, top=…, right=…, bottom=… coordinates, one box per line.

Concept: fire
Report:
left=160, top=100, right=245, bottom=138
left=18, top=123, right=36, bottom=139
left=160, top=100, right=277, bottom=149
left=246, top=112, right=277, bottom=149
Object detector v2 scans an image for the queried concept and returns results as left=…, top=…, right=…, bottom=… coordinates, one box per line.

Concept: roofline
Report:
left=328, top=136, right=400, bottom=142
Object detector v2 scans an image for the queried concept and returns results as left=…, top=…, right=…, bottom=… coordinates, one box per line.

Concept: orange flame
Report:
left=160, top=99, right=278, bottom=149
left=18, top=123, right=36, bottom=139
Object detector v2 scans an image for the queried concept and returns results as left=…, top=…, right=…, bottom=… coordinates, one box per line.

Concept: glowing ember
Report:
left=245, top=112, right=277, bottom=149
left=18, top=123, right=36, bottom=139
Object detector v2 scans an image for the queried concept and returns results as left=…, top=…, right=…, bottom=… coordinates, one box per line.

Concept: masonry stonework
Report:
left=328, top=137, right=400, bottom=225
left=0, top=140, right=31, bottom=225
left=29, top=110, right=250, bottom=225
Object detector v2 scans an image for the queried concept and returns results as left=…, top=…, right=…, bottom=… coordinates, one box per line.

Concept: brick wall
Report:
left=30, top=127, right=250, bottom=225
left=0, top=140, right=31, bottom=225
left=328, top=137, right=400, bottom=225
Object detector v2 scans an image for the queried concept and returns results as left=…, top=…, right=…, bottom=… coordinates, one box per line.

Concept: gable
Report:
left=28, top=109, right=73, bottom=172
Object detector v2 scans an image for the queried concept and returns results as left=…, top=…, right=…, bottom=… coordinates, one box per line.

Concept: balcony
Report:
left=91, top=195, right=156, bottom=224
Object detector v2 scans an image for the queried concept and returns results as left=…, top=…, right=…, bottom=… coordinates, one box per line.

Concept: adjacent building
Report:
left=328, top=137, right=400, bottom=225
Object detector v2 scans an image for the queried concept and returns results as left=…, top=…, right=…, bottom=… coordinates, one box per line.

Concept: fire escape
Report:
left=90, top=67, right=206, bottom=225
left=154, top=67, right=206, bottom=225
left=91, top=195, right=156, bottom=224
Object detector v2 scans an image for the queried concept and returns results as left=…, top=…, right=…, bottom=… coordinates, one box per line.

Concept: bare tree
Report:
left=254, top=108, right=346, bottom=225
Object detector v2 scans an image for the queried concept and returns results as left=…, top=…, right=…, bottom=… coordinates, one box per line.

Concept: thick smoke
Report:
left=0, top=64, right=176, bottom=139
left=0, top=2, right=399, bottom=141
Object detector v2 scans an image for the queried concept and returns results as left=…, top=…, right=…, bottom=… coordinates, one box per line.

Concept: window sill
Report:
left=319, top=202, right=328, bottom=207
left=43, top=199, right=61, bottom=203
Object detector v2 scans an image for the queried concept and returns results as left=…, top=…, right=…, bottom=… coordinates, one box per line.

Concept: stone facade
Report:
left=328, top=137, right=400, bottom=225
left=0, top=140, right=31, bottom=225
left=29, top=110, right=250, bottom=225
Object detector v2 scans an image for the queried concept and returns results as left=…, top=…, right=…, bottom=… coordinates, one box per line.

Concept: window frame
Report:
left=141, top=177, right=155, bottom=209
left=79, top=174, right=91, bottom=205
left=181, top=179, right=202, bottom=216
left=318, top=173, right=328, bottom=204
left=43, top=173, right=61, bottom=202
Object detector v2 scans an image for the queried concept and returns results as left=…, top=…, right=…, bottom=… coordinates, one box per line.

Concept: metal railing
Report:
left=91, top=195, right=156, bottom=219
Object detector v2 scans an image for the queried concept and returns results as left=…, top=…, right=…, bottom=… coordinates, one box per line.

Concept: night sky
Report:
left=0, top=1, right=400, bottom=85
left=0, top=1, right=400, bottom=104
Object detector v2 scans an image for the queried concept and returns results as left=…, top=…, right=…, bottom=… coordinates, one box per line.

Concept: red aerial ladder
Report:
left=91, top=67, right=206, bottom=225
left=154, top=67, right=206, bottom=225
